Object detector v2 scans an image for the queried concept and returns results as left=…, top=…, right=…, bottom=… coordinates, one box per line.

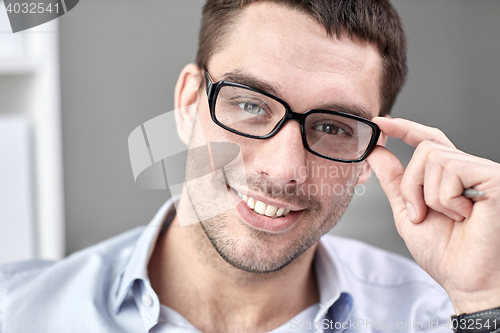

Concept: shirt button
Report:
left=141, top=294, right=153, bottom=307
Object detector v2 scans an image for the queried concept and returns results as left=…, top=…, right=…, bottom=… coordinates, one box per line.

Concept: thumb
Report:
left=367, top=146, right=408, bottom=227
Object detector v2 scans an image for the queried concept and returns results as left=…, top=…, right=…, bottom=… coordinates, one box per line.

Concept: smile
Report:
left=236, top=191, right=291, bottom=218
left=227, top=185, right=304, bottom=233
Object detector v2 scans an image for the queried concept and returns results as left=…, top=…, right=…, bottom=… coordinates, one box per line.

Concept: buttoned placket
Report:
left=132, top=279, right=161, bottom=331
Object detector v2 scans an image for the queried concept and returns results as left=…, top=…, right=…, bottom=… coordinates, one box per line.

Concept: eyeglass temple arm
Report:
left=203, top=70, right=214, bottom=97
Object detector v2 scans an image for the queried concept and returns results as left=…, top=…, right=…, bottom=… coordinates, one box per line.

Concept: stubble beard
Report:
left=185, top=165, right=356, bottom=274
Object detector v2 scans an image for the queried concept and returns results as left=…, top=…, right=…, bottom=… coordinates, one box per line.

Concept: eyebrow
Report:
left=220, top=70, right=282, bottom=97
left=218, top=70, right=375, bottom=120
left=316, top=103, right=374, bottom=120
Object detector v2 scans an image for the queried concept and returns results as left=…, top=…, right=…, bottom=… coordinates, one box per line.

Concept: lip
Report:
left=228, top=186, right=303, bottom=233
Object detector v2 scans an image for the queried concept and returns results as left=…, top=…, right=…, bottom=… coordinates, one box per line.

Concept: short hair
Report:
left=196, top=0, right=407, bottom=116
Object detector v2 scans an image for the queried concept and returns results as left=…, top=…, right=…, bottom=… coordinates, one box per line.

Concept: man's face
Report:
left=183, top=2, right=382, bottom=273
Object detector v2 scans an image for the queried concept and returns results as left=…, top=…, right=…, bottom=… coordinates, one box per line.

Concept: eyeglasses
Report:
left=203, top=70, right=380, bottom=163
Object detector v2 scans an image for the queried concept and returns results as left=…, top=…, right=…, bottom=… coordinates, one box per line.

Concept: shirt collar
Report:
left=113, top=196, right=177, bottom=317
left=314, top=236, right=354, bottom=323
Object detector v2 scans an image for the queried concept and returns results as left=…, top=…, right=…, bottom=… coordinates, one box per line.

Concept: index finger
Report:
left=373, top=117, right=455, bottom=149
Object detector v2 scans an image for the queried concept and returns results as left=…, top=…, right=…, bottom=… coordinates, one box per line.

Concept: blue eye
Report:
left=238, top=102, right=267, bottom=115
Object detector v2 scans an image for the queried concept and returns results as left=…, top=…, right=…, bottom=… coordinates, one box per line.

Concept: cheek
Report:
left=194, top=107, right=258, bottom=180
left=196, top=104, right=238, bottom=144
left=308, top=161, right=362, bottom=199
left=197, top=109, right=255, bottom=161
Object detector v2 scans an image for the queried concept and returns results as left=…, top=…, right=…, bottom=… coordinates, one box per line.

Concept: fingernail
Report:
left=443, top=213, right=454, bottom=220
left=405, top=202, right=416, bottom=222
left=444, top=213, right=465, bottom=222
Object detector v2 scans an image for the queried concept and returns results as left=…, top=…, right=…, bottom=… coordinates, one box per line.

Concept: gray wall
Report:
left=60, top=1, right=500, bottom=259
left=333, top=1, right=500, bottom=257
left=60, top=0, right=204, bottom=253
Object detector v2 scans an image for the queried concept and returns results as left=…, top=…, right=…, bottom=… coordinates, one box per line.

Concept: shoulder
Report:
left=320, top=234, right=431, bottom=285
left=0, top=226, right=143, bottom=282
left=319, top=234, right=454, bottom=325
left=0, top=226, right=144, bottom=332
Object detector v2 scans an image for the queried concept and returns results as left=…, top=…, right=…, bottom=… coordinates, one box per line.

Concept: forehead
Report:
left=207, top=2, right=382, bottom=116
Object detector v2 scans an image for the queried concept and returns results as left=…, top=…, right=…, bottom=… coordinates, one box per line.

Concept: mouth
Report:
left=227, top=186, right=303, bottom=233
left=236, top=191, right=291, bottom=218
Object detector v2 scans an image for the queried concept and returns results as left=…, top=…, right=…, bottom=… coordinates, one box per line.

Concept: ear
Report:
left=356, top=115, right=390, bottom=186
left=174, top=64, right=203, bottom=145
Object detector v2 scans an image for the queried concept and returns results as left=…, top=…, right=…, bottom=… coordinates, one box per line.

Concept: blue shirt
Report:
left=0, top=197, right=454, bottom=332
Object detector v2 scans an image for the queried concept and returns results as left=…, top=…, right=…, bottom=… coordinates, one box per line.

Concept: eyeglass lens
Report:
left=214, top=85, right=374, bottom=161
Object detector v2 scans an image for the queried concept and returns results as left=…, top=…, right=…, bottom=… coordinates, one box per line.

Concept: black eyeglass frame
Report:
left=203, top=70, right=381, bottom=163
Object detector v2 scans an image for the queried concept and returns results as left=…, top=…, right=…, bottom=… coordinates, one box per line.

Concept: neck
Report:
left=148, top=197, right=320, bottom=333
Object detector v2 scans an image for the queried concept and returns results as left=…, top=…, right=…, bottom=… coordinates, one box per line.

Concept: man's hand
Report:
left=367, top=117, right=500, bottom=314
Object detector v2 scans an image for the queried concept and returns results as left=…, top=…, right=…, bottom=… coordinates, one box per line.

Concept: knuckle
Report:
left=416, top=140, right=441, bottom=156
left=426, top=148, right=441, bottom=162
left=439, top=193, right=453, bottom=207
left=417, top=140, right=434, bottom=151
left=424, top=191, right=439, bottom=208
left=431, top=127, right=445, bottom=138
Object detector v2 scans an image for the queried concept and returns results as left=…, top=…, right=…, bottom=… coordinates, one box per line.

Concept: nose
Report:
left=252, top=120, right=308, bottom=185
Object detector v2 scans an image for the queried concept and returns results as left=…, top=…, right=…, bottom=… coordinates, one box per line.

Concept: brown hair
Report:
left=196, top=0, right=407, bottom=116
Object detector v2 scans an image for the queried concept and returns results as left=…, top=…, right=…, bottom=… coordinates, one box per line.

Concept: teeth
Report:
left=247, top=196, right=255, bottom=209
left=264, top=205, right=278, bottom=217
left=254, top=201, right=267, bottom=215
left=236, top=191, right=291, bottom=218
left=276, top=207, right=285, bottom=217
